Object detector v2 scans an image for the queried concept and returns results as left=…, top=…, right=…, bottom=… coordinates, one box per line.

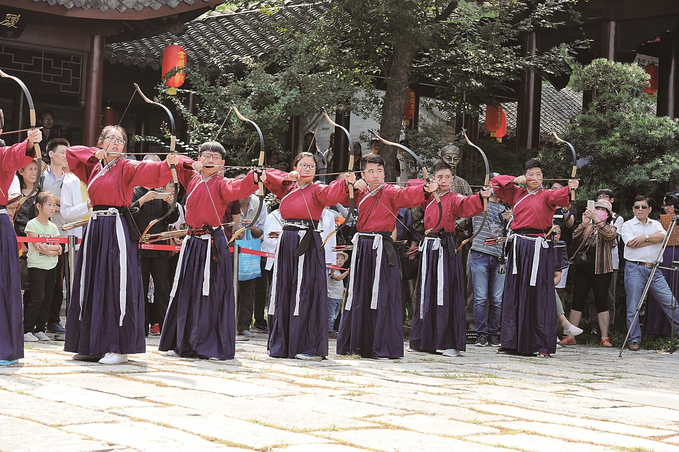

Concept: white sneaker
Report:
left=34, top=331, right=50, bottom=341
left=98, top=353, right=128, bottom=365
left=24, top=332, right=39, bottom=342
left=166, top=350, right=177, bottom=357
left=442, top=349, right=461, bottom=357
left=563, top=325, right=583, bottom=336
left=295, top=353, right=323, bottom=361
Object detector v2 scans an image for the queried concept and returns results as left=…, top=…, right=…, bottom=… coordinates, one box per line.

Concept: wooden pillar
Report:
left=83, top=34, right=104, bottom=146
left=333, top=110, right=351, bottom=173
left=601, top=20, right=618, bottom=61
left=285, top=114, right=300, bottom=166
left=516, top=32, right=541, bottom=150
left=658, top=32, right=678, bottom=118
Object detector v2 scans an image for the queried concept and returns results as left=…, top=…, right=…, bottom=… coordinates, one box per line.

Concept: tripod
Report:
left=620, top=215, right=679, bottom=357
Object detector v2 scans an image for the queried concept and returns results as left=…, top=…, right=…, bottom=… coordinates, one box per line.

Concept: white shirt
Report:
left=621, top=217, right=665, bottom=263
left=8, top=175, right=19, bottom=197
left=262, top=209, right=283, bottom=271
left=238, top=195, right=268, bottom=230
left=320, top=208, right=337, bottom=266
left=611, top=213, right=625, bottom=270
left=59, top=173, right=90, bottom=240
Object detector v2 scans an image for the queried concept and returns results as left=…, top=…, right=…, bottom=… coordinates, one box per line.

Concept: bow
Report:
left=133, top=83, right=179, bottom=242
left=0, top=69, right=43, bottom=199
left=551, top=131, right=577, bottom=201
left=368, top=129, right=442, bottom=236
left=320, top=108, right=355, bottom=247
left=229, top=103, right=266, bottom=244
left=457, top=129, right=490, bottom=252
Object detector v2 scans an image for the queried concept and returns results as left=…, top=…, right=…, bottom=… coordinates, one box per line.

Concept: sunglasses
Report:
left=633, top=205, right=649, bottom=210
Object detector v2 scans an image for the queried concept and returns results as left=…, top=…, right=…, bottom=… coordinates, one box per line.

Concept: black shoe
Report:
left=488, top=335, right=501, bottom=347
left=47, top=323, right=66, bottom=333
left=251, top=322, right=267, bottom=333
left=590, top=328, right=600, bottom=336
left=475, top=333, right=489, bottom=347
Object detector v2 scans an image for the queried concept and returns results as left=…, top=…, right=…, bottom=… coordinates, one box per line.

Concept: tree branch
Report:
left=435, top=0, right=460, bottom=22
left=344, top=7, right=389, bottom=76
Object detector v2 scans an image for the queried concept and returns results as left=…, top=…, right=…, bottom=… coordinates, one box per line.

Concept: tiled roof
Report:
left=33, top=0, right=213, bottom=14
left=105, top=0, right=323, bottom=70
left=482, top=85, right=583, bottom=141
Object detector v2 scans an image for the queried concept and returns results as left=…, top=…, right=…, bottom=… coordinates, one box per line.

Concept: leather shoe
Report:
left=628, top=342, right=640, bottom=351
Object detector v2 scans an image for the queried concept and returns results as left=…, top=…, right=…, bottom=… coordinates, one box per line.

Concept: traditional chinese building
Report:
left=0, top=0, right=219, bottom=147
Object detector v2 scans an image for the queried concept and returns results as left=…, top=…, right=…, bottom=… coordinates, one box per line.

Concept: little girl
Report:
left=24, top=191, right=62, bottom=342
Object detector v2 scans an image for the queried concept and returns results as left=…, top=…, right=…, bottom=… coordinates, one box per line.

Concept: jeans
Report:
left=470, top=250, right=505, bottom=335
left=624, top=261, right=679, bottom=344
left=327, top=297, right=342, bottom=332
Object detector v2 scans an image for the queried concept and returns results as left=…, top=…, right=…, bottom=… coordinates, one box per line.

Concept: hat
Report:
left=594, top=199, right=613, bottom=215
left=337, top=252, right=349, bottom=261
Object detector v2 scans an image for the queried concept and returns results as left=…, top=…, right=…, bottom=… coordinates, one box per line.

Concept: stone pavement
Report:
left=1, top=333, right=679, bottom=452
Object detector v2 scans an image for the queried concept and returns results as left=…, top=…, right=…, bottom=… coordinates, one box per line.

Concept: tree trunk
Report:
left=379, top=42, right=420, bottom=182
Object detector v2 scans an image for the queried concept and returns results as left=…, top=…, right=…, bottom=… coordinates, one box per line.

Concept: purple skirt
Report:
left=159, top=229, right=235, bottom=360
left=500, top=236, right=557, bottom=355
left=410, top=238, right=466, bottom=352
left=0, top=214, right=23, bottom=361
left=644, top=246, right=677, bottom=337
left=337, top=234, right=403, bottom=358
left=65, top=216, right=145, bottom=356
left=268, top=227, right=327, bottom=358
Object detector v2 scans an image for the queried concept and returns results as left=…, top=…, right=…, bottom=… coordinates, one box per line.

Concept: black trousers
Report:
left=254, top=257, right=268, bottom=324
left=25, top=266, right=57, bottom=333
left=141, top=256, right=171, bottom=331
left=238, top=277, right=256, bottom=332
left=47, top=247, right=66, bottom=325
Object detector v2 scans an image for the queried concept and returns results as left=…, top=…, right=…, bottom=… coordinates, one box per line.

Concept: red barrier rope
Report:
left=16, top=236, right=350, bottom=271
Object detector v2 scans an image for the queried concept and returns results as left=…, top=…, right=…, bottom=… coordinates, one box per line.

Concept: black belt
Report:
left=358, top=232, right=397, bottom=267
left=93, top=205, right=125, bottom=212
left=513, top=228, right=548, bottom=235
left=188, top=224, right=223, bottom=263
left=425, top=230, right=457, bottom=259
left=284, top=219, right=319, bottom=258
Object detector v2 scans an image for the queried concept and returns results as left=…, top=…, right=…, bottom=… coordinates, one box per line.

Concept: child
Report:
left=552, top=226, right=582, bottom=344
left=24, top=191, right=62, bottom=342
left=328, top=251, right=349, bottom=338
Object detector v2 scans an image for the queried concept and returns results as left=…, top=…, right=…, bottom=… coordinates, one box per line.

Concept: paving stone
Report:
left=147, top=389, right=376, bottom=431
left=471, top=403, right=676, bottom=437
left=489, top=421, right=679, bottom=452
left=112, top=406, right=329, bottom=449
left=62, top=421, right=242, bottom=451
left=473, top=433, right=615, bottom=452
left=0, top=376, right=155, bottom=410
left=0, top=391, right=121, bottom=426
left=371, top=414, right=500, bottom=436
left=322, top=428, right=508, bottom=451
left=271, top=445, right=365, bottom=451
left=127, top=371, right=290, bottom=397
left=278, top=394, right=407, bottom=418
left=0, top=414, right=125, bottom=452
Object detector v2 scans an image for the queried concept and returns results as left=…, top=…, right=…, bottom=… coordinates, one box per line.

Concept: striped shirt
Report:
left=471, top=200, right=506, bottom=258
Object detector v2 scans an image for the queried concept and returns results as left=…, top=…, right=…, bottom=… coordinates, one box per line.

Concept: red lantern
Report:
left=495, top=111, right=507, bottom=143
left=101, top=106, right=118, bottom=127
left=162, top=44, right=187, bottom=95
left=643, top=64, right=658, bottom=98
left=485, top=104, right=503, bottom=137
left=403, top=88, right=416, bottom=121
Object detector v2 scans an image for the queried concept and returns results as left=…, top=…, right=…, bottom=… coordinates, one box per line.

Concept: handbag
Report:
left=236, top=229, right=263, bottom=281
left=568, top=225, right=594, bottom=267
left=19, top=254, right=30, bottom=291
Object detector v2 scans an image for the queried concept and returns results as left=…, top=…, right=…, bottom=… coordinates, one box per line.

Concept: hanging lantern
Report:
left=643, top=64, right=658, bottom=98
left=485, top=104, right=503, bottom=137
left=495, top=111, right=507, bottom=143
left=162, top=44, right=187, bottom=95
left=101, top=106, right=118, bottom=127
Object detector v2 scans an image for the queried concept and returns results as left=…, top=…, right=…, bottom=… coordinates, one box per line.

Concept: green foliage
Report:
left=142, top=1, right=585, bottom=171
left=540, top=59, right=679, bottom=212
